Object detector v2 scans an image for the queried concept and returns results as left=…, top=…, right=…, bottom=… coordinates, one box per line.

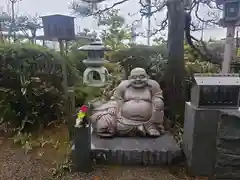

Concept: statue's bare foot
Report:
left=158, top=124, right=166, bottom=135
left=137, top=125, right=147, bottom=136
left=97, top=128, right=115, bottom=138
left=147, top=127, right=160, bottom=137
left=98, top=132, right=114, bottom=138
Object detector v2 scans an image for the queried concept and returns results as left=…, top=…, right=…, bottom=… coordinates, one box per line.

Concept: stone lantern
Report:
left=79, top=41, right=110, bottom=87
left=216, top=0, right=240, bottom=25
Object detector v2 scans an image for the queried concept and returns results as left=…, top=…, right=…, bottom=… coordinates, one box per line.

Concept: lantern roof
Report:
left=78, top=41, right=111, bottom=51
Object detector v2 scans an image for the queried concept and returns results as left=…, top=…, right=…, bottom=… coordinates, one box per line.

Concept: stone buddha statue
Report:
left=90, top=67, right=165, bottom=137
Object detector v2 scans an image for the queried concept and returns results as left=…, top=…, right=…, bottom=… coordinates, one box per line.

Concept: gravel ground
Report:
left=0, top=145, right=52, bottom=180
left=0, top=141, right=198, bottom=180
left=0, top=125, right=206, bottom=180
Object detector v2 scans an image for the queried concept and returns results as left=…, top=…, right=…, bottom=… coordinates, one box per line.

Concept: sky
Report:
left=0, top=0, right=228, bottom=45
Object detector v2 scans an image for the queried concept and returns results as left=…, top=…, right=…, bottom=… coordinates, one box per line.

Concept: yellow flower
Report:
left=77, top=111, right=86, bottom=119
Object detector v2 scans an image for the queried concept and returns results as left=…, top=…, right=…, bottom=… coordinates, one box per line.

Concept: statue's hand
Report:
left=152, top=98, right=164, bottom=111
left=97, top=113, right=117, bottom=135
left=107, top=107, right=117, bottom=116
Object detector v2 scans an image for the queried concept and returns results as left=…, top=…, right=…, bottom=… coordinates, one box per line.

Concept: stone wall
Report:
left=215, top=110, right=240, bottom=179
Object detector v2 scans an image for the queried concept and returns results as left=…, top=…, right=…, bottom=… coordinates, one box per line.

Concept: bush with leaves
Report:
left=74, top=84, right=103, bottom=107
left=109, top=45, right=167, bottom=83
left=67, top=47, right=87, bottom=74
left=184, top=43, right=220, bottom=74
left=104, top=62, right=116, bottom=74
left=0, top=43, right=66, bottom=132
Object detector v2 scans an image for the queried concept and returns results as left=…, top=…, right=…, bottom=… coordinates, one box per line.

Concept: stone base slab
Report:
left=91, top=132, right=182, bottom=165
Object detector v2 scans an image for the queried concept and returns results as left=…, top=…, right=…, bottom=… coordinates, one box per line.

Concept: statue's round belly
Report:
left=121, top=100, right=152, bottom=120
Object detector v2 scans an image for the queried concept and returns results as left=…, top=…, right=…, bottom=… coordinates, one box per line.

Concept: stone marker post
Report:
left=72, top=105, right=92, bottom=173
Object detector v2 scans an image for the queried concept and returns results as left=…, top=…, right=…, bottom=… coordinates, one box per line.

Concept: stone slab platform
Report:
left=91, top=132, right=182, bottom=165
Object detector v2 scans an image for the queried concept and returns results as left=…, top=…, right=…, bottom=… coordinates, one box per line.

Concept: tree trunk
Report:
left=163, top=0, right=186, bottom=122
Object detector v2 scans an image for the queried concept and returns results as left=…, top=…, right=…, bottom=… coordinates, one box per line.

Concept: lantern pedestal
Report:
left=83, top=67, right=108, bottom=87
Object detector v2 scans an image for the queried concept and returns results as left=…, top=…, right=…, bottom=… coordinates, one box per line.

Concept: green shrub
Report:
left=74, top=84, right=103, bottom=106
left=67, top=50, right=87, bottom=75
left=104, top=62, right=116, bottom=74
left=65, top=50, right=87, bottom=86
left=0, top=44, right=66, bottom=132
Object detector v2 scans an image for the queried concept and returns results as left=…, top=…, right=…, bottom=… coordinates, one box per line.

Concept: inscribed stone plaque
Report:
left=116, top=150, right=123, bottom=164
left=130, top=150, right=142, bottom=165
left=123, top=150, right=131, bottom=165
left=142, top=151, right=149, bottom=165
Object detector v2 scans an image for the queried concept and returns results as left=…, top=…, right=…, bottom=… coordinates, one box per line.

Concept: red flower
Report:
left=80, top=105, right=88, bottom=113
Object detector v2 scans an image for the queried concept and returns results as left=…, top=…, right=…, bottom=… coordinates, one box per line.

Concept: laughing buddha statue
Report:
left=90, top=67, right=165, bottom=137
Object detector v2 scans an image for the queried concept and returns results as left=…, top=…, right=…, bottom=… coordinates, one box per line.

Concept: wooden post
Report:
left=0, top=21, right=4, bottom=44
left=59, top=39, right=68, bottom=95
left=59, top=39, right=71, bottom=137
left=67, top=88, right=76, bottom=140
left=65, top=40, right=69, bottom=55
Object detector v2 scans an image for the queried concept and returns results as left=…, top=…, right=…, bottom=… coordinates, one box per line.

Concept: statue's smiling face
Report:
left=129, top=68, right=148, bottom=88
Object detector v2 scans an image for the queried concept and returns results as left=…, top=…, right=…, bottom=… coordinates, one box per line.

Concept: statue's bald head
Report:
left=129, top=67, right=148, bottom=88
left=130, top=68, right=147, bottom=76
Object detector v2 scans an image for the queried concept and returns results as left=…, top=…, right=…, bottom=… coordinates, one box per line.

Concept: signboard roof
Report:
left=215, top=0, right=239, bottom=5
left=194, top=73, right=240, bottom=85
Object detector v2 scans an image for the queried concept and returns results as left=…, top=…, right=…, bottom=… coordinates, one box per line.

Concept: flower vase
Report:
left=72, top=115, right=92, bottom=172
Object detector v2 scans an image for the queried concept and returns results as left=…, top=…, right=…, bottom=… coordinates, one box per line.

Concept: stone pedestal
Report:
left=91, top=132, right=182, bottom=165
left=214, top=110, right=240, bottom=179
left=183, top=102, right=220, bottom=176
